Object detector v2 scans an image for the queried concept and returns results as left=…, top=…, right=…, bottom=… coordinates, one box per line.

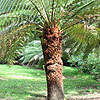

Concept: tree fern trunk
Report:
left=42, top=25, right=64, bottom=100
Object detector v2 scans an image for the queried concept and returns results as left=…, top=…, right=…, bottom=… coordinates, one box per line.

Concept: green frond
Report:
left=0, top=0, right=47, bottom=32
left=1, top=0, right=99, bottom=31
left=0, top=32, right=26, bottom=64
left=66, top=24, right=100, bottom=46
left=83, top=43, right=95, bottom=60
left=61, top=0, right=98, bottom=31
left=0, top=22, right=39, bottom=64
left=0, top=0, right=100, bottom=64
left=78, top=8, right=100, bottom=18
left=63, top=36, right=83, bottom=56
left=18, top=40, right=42, bottom=65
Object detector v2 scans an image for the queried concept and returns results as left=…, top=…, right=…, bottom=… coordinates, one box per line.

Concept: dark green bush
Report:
left=68, top=52, right=100, bottom=79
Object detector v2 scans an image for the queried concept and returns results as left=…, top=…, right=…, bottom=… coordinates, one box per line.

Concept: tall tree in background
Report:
left=0, top=0, right=100, bottom=99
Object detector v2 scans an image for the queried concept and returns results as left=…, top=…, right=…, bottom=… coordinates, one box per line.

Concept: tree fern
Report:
left=0, top=0, right=100, bottom=99
left=0, top=0, right=99, bottom=63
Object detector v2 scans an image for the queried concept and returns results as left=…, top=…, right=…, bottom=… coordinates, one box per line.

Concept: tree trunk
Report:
left=42, top=25, right=64, bottom=100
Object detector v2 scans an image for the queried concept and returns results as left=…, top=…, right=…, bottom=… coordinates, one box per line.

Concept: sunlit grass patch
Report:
left=63, top=66, right=100, bottom=96
left=0, top=65, right=100, bottom=99
left=0, top=64, right=47, bottom=100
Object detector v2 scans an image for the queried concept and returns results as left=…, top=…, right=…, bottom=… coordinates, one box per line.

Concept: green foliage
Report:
left=0, top=22, right=39, bottom=64
left=67, top=53, right=84, bottom=72
left=67, top=49, right=100, bottom=79
left=66, top=24, right=100, bottom=46
left=18, top=40, right=43, bottom=67
left=85, top=52, right=100, bottom=79
left=38, top=58, right=44, bottom=69
left=1, top=0, right=99, bottom=31
left=0, top=0, right=100, bottom=67
left=0, top=1, right=100, bottom=99
left=0, top=32, right=26, bottom=64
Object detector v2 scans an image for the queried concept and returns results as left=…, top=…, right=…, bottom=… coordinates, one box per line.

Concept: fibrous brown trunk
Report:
left=42, top=25, right=64, bottom=100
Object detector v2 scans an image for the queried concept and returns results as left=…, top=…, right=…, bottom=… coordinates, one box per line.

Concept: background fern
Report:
left=18, top=40, right=42, bottom=66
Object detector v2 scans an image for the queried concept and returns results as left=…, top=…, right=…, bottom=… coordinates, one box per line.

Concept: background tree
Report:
left=0, top=0, right=100, bottom=100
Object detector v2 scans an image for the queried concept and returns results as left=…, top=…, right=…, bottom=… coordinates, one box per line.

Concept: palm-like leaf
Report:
left=0, top=1, right=100, bottom=99
left=0, top=0, right=100, bottom=64
left=1, top=0, right=99, bottom=30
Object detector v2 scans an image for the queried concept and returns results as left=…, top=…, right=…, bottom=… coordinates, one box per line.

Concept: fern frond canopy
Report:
left=0, top=0, right=100, bottom=64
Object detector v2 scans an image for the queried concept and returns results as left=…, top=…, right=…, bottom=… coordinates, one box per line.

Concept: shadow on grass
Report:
left=0, top=64, right=47, bottom=99
left=0, top=65, right=100, bottom=99
left=63, top=66, right=100, bottom=96
left=0, top=78, right=47, bottom=100
left=29, top=93, right=46, bottom=98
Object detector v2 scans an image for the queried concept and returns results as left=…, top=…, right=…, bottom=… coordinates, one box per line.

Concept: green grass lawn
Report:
left=0, top=64, right=100, bottom=100
left=63, top=67, right=100, bottom=96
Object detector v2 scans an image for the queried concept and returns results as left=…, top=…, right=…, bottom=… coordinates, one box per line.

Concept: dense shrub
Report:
left=67, top=52, right=100, bottom=79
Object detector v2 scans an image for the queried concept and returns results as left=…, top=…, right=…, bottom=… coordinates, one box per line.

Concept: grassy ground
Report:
left=63, top=67, right=100, bottom=97
left=0, top=64, right=100, bottom=100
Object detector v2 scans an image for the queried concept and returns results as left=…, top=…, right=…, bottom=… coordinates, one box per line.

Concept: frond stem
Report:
left=61, top=21, right=80, bottom=32
left=51, top=0, right=54, bottom=27
left=29, top=0, right=48, bottom=26
left=61, top=0, right=95, bottom=32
